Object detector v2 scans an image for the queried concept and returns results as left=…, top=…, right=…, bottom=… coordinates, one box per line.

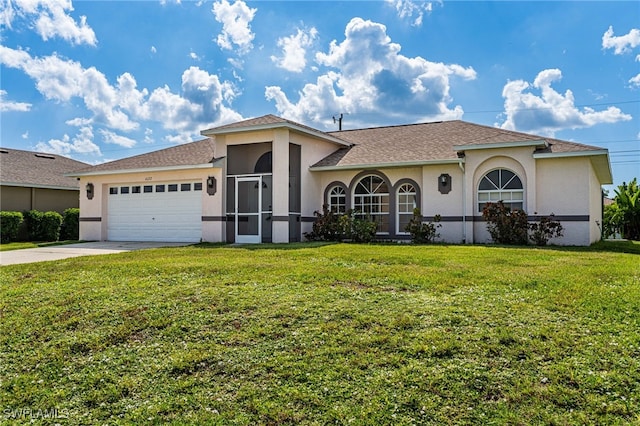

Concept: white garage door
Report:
left=107, top=181, right=202, bottom=242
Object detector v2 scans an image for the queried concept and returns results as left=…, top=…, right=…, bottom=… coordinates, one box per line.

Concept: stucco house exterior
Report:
left=1, top=148, right=88, bottom=213
left=69, top=115, right=612, bottom=246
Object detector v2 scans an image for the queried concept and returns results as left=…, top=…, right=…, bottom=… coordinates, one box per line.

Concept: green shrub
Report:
left=22, top=210, right=64, bottom=241
left=529, top=214, right=564, bottom=246
left=483, top=202, right=564, bottom=246
left=0, top=211, right=24, bottom=243
left=41, top=211, right=63, bottom=241
left=61, top=208, right=80, bottom=240
left=305, top=205, right=343, bottom=241
left=342, top=210, right=377, bottom=243
left=482, top=202, right=529, bottom=245
left=305, top=207, right=377, bottom=243
left=23, top=210, right=45, bottom=241
left=405, top=208, right=441, bottom=243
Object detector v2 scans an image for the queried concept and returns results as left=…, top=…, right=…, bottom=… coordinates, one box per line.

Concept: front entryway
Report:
left=235, top=176, right=261, bottom=244
left=228, top=174, right=272, bottom=243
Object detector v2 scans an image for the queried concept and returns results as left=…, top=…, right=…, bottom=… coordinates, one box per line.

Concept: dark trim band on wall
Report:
left=79, top=217, right=101, bottom=222
left=421, top=215, right=591, bottom=223
left=202, top=216, right=227, bottom=222
left=271, top=216, right=289, bottom=222
left=471, top=215, right=590, bottom=222
left=301, top=216, right=316, bottom=223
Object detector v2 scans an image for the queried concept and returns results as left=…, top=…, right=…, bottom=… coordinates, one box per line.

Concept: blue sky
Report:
left=1, top=0, right=638, bottom=191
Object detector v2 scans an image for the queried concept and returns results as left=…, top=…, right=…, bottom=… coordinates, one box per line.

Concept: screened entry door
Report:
left=235, top=176, right=261, bottom=243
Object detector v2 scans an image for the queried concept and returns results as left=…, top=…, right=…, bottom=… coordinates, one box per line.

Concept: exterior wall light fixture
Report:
left=86, top=182, right=95, bottom=200
left=438, top=173, right=451, bottom=194
left=206, top=176, right=217, bottom=196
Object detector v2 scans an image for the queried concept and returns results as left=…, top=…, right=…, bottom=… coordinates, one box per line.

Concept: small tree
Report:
left=609, top=178, right=640, bottom=241
left=405, top=208, right=441, bottom=243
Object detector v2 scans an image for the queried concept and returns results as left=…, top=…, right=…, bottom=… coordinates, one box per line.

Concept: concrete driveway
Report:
left=0, top=241, right=191, bottom=266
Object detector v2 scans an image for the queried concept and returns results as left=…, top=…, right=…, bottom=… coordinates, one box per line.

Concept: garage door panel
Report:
left=107, top=181, right=202, bottom=242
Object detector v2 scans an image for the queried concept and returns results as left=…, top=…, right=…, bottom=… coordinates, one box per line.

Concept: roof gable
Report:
left=201, top=114, right=351, bottom=147
left=0, top=148, right=89, bottom=189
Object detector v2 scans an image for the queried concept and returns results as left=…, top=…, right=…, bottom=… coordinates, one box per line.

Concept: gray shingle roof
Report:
left=313, top=120, right=605, bottom=168
left=0, top=148, right=89, bottom=189
left=70, top=139, right=216, bottom=175
left=67, top=116, right=607, bottom=176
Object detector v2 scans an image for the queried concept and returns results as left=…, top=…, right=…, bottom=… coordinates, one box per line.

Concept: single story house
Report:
left=69, top=115, right=612, bottom=245
left=1, top=147, right=88, bottom=213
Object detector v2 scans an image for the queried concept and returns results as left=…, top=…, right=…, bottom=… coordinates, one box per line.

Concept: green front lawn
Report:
left=0, top=241, right=81, bottom=252
left=1, top=243, right=639, bottom=424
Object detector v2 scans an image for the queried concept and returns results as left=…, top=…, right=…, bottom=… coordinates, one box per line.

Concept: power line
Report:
left=463, top=99, right=640, bottom=115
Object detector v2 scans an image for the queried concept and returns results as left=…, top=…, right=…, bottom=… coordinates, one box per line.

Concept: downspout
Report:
left=459, top=158, right=466, bottom=244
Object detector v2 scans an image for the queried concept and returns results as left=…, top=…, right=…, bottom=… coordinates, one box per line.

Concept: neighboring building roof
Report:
left=69, top=139, right=216, bottom=176
left=201, top=114, right=351, bottom=147
left=0, top=147, right=89, bottom=190
left=312, top=120, right=606, bottom=169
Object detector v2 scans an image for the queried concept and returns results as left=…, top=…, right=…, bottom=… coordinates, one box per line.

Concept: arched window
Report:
left=254, top=151, right=272, bottom=173
left=353, top=175, right=389, bottom=234
left=478, top=169, right=524, bottom=212
left=396, top=183, right=417, bottom=235
left=327, top=185, right=347, bottom=214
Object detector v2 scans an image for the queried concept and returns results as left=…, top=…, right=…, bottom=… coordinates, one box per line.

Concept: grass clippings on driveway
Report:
left=1, top=243, right=639, bottom=424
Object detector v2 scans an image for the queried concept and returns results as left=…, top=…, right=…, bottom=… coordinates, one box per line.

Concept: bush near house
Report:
left=60, top=208, right=80, bottom=241
left=305, top=206, right=377, bottom=243
left=405, top=208, right=441, bottom=243
left=1, top=209, right=76, bottom=244
left=483, top=201, right=563, bottom=246
left=0, top=211, right=24, bottom=243
left=604, top=178, right=640, bottom=241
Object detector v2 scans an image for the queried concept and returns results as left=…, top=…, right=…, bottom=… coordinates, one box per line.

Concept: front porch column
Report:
left=271, top=128, right=290, bottom=243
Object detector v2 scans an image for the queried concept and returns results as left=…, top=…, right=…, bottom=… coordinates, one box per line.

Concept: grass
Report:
left=0, top=240, right=81, bottom=252
left=1, top=242, right=639, bottom=424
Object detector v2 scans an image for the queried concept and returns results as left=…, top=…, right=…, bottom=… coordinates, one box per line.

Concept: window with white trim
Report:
left=397, top=183, right=417, bottom=235
left=353, top=175, right=389, bottom=234
left=478, top=169, right=524, bottom=212
left=327, top=185, right=347, bottom=214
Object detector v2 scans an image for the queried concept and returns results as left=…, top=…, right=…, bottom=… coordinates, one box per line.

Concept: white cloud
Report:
left=602, top=26, right=640, bottom=55
left=271, top=27, right=318, bottom=73
left=36, top=126, right=101, bottom=156
left=22, top=131, right=29, bottom=139
left=266, top=17, right=475, bottom=128
left=151, top=46, right=157, bottom=54
left=629, top=73, right=640, bottom=88
left=99, top=129, right=137, bottom=148
left=2, top=0, right=96, bottom=46
left=0, top=46, right=243, bottom=144
left=212, top=0, right=257, bottom=54
left=499, top=69, right=632, bottom=136
left=189, top=51, right=200, bottom=60
left=385, top=0, right=434, bottom=27
left=0, top=89, right=31, bottom=112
